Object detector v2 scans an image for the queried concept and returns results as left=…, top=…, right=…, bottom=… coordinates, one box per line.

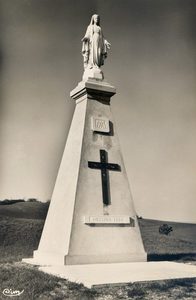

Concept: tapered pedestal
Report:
left=24, top=78, right=147, bottom=266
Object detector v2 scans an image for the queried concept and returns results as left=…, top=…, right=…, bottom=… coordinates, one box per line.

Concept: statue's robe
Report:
left=82, top=24, right=108, bottom=69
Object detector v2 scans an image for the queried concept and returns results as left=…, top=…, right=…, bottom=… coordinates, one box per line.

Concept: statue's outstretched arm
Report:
left=104, top=39, right=111, bottom=49
left=102, top=31, right=111, bottom=50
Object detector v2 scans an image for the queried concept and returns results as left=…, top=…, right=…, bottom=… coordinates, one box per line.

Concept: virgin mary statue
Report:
left=82, top=14, right=111, bottom=70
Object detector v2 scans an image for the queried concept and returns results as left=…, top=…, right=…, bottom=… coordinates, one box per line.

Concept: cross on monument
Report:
left=88, top=149, right=121, bottom=205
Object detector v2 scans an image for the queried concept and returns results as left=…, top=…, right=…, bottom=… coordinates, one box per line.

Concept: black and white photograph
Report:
left=0, top=0, right=196, bottom=299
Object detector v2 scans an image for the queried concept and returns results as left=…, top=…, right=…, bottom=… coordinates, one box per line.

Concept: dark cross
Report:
left=88, top=150, right=121, bottom=205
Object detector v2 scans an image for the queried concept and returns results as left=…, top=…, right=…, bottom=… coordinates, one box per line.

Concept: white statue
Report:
left=81, top=14, right=111, bottom=80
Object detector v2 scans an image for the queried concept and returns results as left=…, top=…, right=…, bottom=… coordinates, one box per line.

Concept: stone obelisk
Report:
left=28, top=14, right=147, bottom=265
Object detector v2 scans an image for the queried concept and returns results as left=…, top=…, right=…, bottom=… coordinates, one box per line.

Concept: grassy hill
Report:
left=138, top=218, right=196, bottom=255
left=0, top=201, right=195, bottom=263
left=0, top=201, right=49, bottom=219
left=0, top=201, right=196, bottom=299
left=0, top=201, right=49, bottom=262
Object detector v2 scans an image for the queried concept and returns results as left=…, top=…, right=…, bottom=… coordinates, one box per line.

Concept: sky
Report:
left=0, top=0, right=196, bottom=223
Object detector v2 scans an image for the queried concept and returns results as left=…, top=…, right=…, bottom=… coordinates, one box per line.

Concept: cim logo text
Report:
left=3, top=288, right=24, bottom=297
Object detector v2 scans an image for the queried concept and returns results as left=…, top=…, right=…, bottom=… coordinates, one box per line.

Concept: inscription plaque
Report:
left=84, top=215, right=133, bottom=225
left=91, top=117, right=110, bottom=133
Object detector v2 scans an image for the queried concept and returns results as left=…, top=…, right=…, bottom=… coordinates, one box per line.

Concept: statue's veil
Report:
left=90, top=14, right=100, bottom=26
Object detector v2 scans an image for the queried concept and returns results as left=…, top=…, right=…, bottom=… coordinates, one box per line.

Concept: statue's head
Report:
left=91, top=14, right=100, bottom=25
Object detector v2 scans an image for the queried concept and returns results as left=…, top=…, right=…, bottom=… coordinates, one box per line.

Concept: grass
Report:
left=0, top=216, right=44, bottom=263
left=0, top=262, right=98, bottom=300
left=138, top=218, right=196, bottom=255
left=0, top=201, right=48, bottom=263
left=0, top=201, right=196, bottom=299
left=0, top=201, right=49, bottom=220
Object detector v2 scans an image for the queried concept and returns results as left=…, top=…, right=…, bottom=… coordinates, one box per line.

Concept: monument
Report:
left=28, top=14, right=147, bottom=265
left=23, top=14, right=196, bottom=287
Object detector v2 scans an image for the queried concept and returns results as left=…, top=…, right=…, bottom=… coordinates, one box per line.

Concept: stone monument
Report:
left=24, top=14, right=147, bottom=265
left=23, top=15, right=196, bottom=286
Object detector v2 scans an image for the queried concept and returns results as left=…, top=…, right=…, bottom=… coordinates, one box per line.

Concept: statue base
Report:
left=82, top=67, right=104, bottom=81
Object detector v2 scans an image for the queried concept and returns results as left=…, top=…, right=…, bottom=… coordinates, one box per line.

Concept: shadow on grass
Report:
left=148, top=253, right=196, bottom=262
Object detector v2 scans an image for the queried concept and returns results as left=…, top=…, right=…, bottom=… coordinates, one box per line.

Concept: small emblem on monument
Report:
left=91, top=117, right=110, bottom=133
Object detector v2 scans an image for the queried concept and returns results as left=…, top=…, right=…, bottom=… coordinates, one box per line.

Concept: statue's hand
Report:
left=81, top=37, right=89, bottom=42
left=105, top=40, right=111, bottom=49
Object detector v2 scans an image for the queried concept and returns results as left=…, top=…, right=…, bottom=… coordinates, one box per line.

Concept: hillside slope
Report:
left=138, top=218, right=196, bottom=254
left=0, top=201, right=49, bottom=219
left=0, top=201, right=195, bottom=262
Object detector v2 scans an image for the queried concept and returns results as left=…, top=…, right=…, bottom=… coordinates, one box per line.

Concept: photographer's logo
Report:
left=2, top=289, right=24, bottom=297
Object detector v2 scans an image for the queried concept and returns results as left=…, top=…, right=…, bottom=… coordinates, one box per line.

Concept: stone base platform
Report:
left=22, top=260, right=196, bottom=288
